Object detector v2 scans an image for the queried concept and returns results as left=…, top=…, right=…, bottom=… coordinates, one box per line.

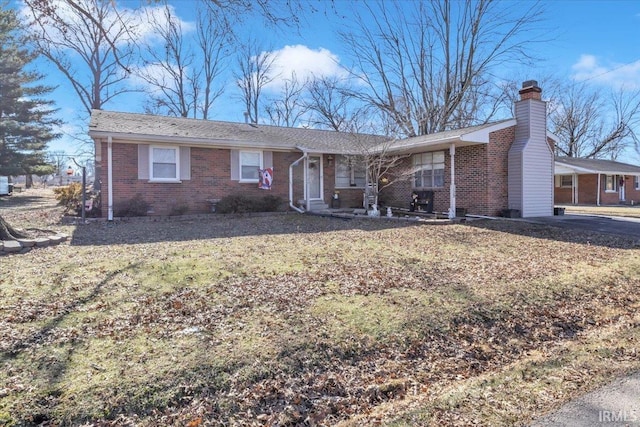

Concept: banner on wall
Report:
left=258, top=168, right=273, bottom=190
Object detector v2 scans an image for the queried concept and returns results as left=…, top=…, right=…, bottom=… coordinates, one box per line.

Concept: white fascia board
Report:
left=554, top=162, right=597, bottom=174
left=547, top=131, right=560, bottom=142
left=460, top=119, right=517, bottom=143
left=88, top=130, right=295, bottom=151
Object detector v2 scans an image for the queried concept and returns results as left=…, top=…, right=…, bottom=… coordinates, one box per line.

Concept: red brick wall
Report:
left=381, top=127, right=516, bottom=216
left=626, top=177, right=640, bottom=204
left=99, top=142, right=300, bottom=216
left=554, top=174, right=640, bottom=205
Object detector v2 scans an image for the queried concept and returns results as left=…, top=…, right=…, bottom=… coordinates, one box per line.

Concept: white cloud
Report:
left=264, top=45, right=348, bottom=92
left=571, top=54, right=640, bottom=90
left=19, top=0, right=192, bottom=47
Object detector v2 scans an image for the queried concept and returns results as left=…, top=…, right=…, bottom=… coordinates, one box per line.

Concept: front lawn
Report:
left=1, top=189, right=639, bottom=426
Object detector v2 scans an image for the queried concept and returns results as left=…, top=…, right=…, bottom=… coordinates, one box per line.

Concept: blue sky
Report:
left=13, top=0, right=640, bottom=165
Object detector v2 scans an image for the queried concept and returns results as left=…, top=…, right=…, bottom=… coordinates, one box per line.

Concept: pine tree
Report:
left=0, top=4, right=61, bottom=182
left=0, top=4, right=60, bottom=241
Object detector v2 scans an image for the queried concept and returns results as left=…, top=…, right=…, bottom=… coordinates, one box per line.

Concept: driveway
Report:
left=521, top=214, right=640, bottom=240
left=530, top=370, right=640, bottom=427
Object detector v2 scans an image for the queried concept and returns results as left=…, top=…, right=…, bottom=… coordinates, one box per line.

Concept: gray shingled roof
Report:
left=555, top=157, right=640, bottom=174
left=89, top=110, right=389, bottom=154
left=388, top=119, right=516, bottom=151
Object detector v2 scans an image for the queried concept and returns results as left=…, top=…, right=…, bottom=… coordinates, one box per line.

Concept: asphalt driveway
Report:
left=521, top=214, right=640, bottom=241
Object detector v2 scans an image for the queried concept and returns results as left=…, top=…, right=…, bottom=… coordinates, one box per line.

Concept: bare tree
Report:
left=548, top=82, right=640, bottom=159
left=339, top=0, right=547, bottom=137
left=304, top=75, right=363, bottom=132
left=23, top=0, right=136, bottom=115
left=235, top=38, right=278, bottom=124
left=264, top=72, right=308, bottom=127
left=196, top=7, right=228, bottom=119
left=138, top=4, right=227, bottom=119
left=138, top=5, right=196, bottom=118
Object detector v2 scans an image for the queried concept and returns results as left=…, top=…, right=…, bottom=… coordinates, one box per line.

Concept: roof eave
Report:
left=88, top=130, right=296, bottom=151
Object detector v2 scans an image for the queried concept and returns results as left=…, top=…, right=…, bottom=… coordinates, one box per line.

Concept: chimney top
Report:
left=519, top=80, right=542, bottom=101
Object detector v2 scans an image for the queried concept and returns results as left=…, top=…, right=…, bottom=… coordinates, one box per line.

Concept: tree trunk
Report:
left=0, top=214, right=27, bottom=240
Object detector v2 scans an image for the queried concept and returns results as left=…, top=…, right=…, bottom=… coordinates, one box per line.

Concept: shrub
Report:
left=53, top=183, right=83, bottom=214
left=114, top=193, right=150, bottom=217
left=169, top=203, right=189, bottom=216
left=216, top=194, right=285, bottom=214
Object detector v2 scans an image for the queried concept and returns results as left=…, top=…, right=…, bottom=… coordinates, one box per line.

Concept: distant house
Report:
left=554, top=157, right=640, bottom=205
left=88, top=80, right=556, bottom=219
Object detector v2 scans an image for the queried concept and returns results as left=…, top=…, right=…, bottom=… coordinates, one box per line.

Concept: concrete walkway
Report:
left=530, top=371, right=640, bottom=426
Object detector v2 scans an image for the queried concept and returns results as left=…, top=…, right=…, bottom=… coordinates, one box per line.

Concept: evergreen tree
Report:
left=0, top=3, right=60, bottom=183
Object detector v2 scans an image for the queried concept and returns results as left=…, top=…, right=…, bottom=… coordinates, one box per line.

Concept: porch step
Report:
left=298, top=200, right=330, bottom=211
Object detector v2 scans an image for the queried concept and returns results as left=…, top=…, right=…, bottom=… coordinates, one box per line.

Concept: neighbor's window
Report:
left=240, top=150, right=262, bottom=182
left=604, top=175, right=617, bottom=192
left=413, top=151, right=445, bottom=188
left=150, top=146, right=179, bottom=181
left=635, top=176, right=639, bottom=190
left=335, top=155, right=366, bottom=188
left=560, top=175, right=573, bottom=188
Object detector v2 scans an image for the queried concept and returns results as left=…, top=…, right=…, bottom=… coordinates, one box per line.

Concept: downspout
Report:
left=448, top=143, right=456, bottom=219
left=596, top=173, right=601, bottom=206
left=107, top=136, right=114, bottom=221
left=289, top=152, right=307, bottom=213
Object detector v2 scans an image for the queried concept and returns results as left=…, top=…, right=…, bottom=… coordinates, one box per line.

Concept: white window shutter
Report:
left=263, top=151, right=273, bottom=169
left=180, top=147, right=190, bottom=180
left=138, top=144, right=149, bottom=180
left=230, top=150, right=239, bottom=180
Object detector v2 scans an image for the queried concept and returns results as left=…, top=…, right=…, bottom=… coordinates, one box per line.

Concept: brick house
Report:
left=554, top=157, right=640, bottom=205
left=89, top=80, right=556, bottom=219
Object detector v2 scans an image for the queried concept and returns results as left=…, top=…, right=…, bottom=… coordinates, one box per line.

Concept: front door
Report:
left=307, top=155, right=322, bottom=199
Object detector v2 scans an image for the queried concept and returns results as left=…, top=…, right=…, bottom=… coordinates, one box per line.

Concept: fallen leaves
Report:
left=2, top=189, right=640, bottom=426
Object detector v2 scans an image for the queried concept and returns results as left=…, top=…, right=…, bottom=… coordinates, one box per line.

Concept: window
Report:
left=604, top=175, right=617, bottom=192
left=150, top=146, right=179, bottom=181
left=635, top=176, right=639, bottom=190
left=559, top=175, right=573, bottom=188
left=240, top=150, right=262, bottom=182
left=335, top=155, right=366, bottom=188
left=413, top=151, right=445, bottom=188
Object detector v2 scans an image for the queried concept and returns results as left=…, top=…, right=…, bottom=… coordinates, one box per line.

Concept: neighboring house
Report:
left=555, top=157, right=640, bottom=205
left=88, top=80, right=556, bottom=219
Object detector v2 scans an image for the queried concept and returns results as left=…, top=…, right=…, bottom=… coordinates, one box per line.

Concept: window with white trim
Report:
left=150, top=146, right=179, bottom=181
left=240, top=150, right=262, bottom=182
left=413, top=151, right=445, bottom=188
left=559, top=175, right=573, bottom=188
left=635, top=176, right=639, bottom=190
left=335, top=155, right=366, bottom=188
left=604, top=175, right=617, bottom=192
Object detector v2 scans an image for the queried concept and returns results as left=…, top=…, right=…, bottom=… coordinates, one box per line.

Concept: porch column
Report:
left=596, top=173, right=601, bottom=206
left=107, top=136, right=113, bottom=221
left=304, top=157, right=310, bottom=212
left=448, top=143, right=456, bottom=219
left=572, top=172, right=578, bottom=204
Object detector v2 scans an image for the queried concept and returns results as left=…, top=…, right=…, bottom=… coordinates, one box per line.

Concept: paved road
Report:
left=522, top=213, right=640, bottom=240
left=530, top=371, right=640, bottom=426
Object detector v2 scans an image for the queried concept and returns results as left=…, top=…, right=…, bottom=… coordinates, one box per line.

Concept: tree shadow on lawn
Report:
left=0, top=263, right=142, bottom=424
left=464, top=218, right=640, bottom=249
left=0, top=194, right=54, bottom=210
left=68, top=213, right=436, bottom=246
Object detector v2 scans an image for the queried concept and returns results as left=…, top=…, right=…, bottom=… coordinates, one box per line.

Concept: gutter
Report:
left=289, top=152, right=307, bottom=213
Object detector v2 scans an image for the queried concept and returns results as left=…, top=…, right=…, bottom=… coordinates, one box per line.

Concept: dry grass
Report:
left=1, top=188, right=640, bottom=426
